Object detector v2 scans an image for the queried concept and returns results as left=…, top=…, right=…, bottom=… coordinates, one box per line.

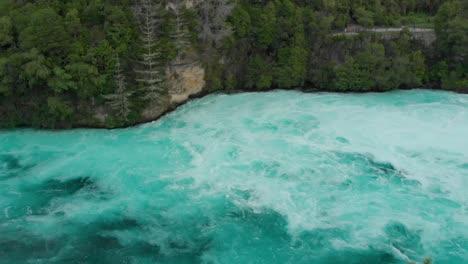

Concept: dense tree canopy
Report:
left=433, top=0, right=468, bottom=89
left=0, top=0, right=139, bottom=127
left=0, top=0, right=466, bottom=128
left=208, top=0, right=454, bottom=91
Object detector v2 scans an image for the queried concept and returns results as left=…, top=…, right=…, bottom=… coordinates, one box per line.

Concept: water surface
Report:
left=1, top=90, right=467, bottom=263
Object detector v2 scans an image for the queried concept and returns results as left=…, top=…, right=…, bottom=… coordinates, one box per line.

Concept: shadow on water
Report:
left=1, top=200, right=216, bottom=263
left=292, top=227, right=350, bottom=250
left=41, top=177, right=97, bottom=196
left=225, top=205, right=289, bottom=241
left=320, top=249, right=397, bottom=264
left=288, top=221, right=427, bottom=264
left=333, top=152, right=421, bottom=187
left=0, top=154, right=21, bottom=170
left=0, top=234, right=62, bottom=263
left=0, top=154, right=36, bottom=180
left=1, top=176, right=219, bottom=264
left=55, top=234, right=160, bottom=264
left=385, top=221, right=423, bottom=259
left=0, top=215, right=159, bottom=264
left=3, top=177, right=100, bottom=219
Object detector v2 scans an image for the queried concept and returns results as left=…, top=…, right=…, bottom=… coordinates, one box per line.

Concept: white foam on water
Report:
left=0, top=90, right=467, bottom=263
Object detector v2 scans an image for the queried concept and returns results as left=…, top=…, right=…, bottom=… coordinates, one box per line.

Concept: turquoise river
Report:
left=0, top=90, right=467, bottom=264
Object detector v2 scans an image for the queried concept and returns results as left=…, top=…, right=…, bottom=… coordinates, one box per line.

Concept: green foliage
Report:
left=65, top=62, right=105, bottom=98
left=433, top=0, right=468, bottom=90
left=19, top=8, right=70, bottom=56
left=0, top=16, right=13, bottom=47
left=274, top=47, right=308, bottom=88
left=246, top=55, right=273, bottom=89
left=398, top=13, right=435, bottom=28
left=0, top=0, right=142, bottom=128
left=224, top=0, right=310, bottom=89
left=355, top=7, right=375, bottom=27
left=335, top=56, right=373, bottom=91
left=0, top=0, right=464, bottom=128
left=47, top=96, right=74, bottom=123
left=216, top=0, right=442, bottom=92
left=48, top=67, right=75, bottom=93
left=335, top=42, right=389, bottom=91
left=252, top=3, right=277, bottom=49
left=230, top=5, right=251, bottom=38
left=333, top=35, right=429, bottom=91
left=22, top=49, right=52, bottom=88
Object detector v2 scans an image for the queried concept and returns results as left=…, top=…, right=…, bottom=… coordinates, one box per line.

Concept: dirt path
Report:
left=332, top=27, right=434, bottom=36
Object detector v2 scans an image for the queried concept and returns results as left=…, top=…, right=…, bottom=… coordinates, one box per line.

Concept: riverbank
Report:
left=2, top=86, right=467, bottom=131
left=71, top=86, right=467, bottom=130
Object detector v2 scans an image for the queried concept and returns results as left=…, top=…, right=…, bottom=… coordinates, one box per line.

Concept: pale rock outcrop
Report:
left=167, top=63, right=205, bottom=104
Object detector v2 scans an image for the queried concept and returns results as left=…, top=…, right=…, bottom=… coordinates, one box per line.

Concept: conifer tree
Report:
left=168, top=0, right=191, bottom=64
left=133, top=0, right=166, bottom=102
left=103, top=54, right=133, bottom=121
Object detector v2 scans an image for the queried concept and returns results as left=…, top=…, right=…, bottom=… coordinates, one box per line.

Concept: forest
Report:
left=0, top=0, right=467, bottom=128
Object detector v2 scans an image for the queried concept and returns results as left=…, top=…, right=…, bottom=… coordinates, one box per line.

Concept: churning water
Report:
left=0, top=90, right=467, bottom=263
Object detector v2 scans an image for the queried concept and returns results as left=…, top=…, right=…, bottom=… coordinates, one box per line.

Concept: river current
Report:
left=0, top=90, right=467, bottom=263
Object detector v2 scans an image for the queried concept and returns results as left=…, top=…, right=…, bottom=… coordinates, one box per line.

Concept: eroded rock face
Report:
left=141, top=100, right=170, bottom=121
left=167, top=63, right=206, bottom=104
left=93, top=106, right=108, bottom=123
left=136, top=63, right=205, bottom=123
